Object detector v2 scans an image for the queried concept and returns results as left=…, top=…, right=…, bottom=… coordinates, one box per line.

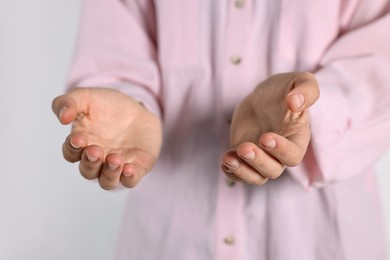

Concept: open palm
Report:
left=52, top=87, right=162, bottom=190
left=222, top=72, right=320, bottom=185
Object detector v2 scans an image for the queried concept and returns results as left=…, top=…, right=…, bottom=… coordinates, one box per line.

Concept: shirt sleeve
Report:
left=66, top=0, right=162, bottom=117
left=289, top=0, right=390, bottom=189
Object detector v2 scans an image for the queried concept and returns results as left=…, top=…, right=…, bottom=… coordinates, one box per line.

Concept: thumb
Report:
left=286, top=72, right=320, bottom=112
left=51, top=94, right=78, bottom=125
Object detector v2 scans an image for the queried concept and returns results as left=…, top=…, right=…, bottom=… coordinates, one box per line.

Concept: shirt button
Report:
left=235, top=0, right=245, bottom=8
left=224, top=235, right=235, bottom=245
left=230, top=56, right=242, bottom=65
left=226, top=178, right=236, bottom=187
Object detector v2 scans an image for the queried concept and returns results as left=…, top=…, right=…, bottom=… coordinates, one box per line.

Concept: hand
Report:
left=52, top=87, right=162, bottom=190
left=221, top=72, right=320, bottom=185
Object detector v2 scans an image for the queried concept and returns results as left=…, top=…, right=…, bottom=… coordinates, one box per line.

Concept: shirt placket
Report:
left=215, top=1, right=251, bottom=260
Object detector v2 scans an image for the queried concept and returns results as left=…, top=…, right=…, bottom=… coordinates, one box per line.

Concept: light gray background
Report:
left=0, top=1, right=389, bottom=259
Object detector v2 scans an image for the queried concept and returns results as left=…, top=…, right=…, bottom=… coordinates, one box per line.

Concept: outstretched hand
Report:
left=52, top=87, right=162, bottom=190
left=221, top=72, right=320, bottom=185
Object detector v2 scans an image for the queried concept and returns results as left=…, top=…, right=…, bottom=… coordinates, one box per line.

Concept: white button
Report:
left=224, top=235, right=235, bottom=245
left=230, top=56, right=242, bottom=65
left=235, top=0, right=245, bottom=8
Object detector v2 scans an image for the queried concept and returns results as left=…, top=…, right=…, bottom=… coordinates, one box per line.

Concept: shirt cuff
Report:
left=68, top=80, right=162, bottom=118
left=288, top=67, right=353, bottom=190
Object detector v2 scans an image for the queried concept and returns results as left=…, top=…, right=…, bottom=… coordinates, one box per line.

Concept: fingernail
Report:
left=86, top=153, right=98, bottom=163
left=108, top=163, right=119, bottom=171
left=289, top=93, right=305, bottom=110
left=123, top=171, right=132, bottom=177
left=59, top=106, right=67, bottom=119
left=264, top=139, right=276, bottom=149
left=243, top=150, right=255, bottom=160
left=69, top=140, right=80, bottom=149
left=226, top=159, right=239, bottom=169
left=123, top=165, right=133, bottom=177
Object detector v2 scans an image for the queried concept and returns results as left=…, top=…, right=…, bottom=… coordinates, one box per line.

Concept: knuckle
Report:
left=121, top=175, right=140, bottom=188
left=99, top=182, right=115, bottom=191
left=98, top=177, right=118, bottom=190
left=79, top=162, right=101, bottom=180
left=80, top=170, right=97, bottom=180
left=121, top=180, right=137, bottom=189
left=241, top=171, right=268, bottom=186
left=287, top=155, right=303, bottom=167
left=64, top=155, right=79, bottom=163
left=62, top=145, right=82, bottom=163
left=267, top=170, right=282, bottom=180
left=253, top=176, right=268, bottom=186
left=102, top=171, right=119, bottom=182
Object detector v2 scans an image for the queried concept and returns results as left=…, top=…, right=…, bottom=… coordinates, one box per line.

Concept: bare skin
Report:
left=52, top=72, right=319, bottom=190
left=221, top=72, right=320, bottom=185
left=52, top=87, right=162, bottom=190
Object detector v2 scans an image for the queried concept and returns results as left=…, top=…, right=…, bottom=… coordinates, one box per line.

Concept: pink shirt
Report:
left=67, top=0, right=390, bottom=259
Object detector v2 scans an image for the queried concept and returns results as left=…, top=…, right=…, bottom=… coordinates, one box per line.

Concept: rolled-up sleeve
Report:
left=66, top=0, right=162, bottom=117
left=289, top=0, right=390, bottom=189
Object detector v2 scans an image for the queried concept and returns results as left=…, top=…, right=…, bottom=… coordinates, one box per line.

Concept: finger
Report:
left=222, top=151, right=268, bottom=185
left=259, top=131, right=310, bottom=167
left=120, top=164, right=143, bottom=188
left=98, top=153, right=123, bottom=190
left=79, top=145, right=104, bottom=180
left=221, top=166, right=247, bottom=183
left=62, top=133, right=88, bottom=163
left=120, top=149, right=157, bottom=188
left=287, top=72, right=320, bottom=112
left=236, top=142, right=286, bottom=179
left=52, top=94, right=78, bottom=125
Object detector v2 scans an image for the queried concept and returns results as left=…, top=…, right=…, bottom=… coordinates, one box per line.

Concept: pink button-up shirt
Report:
left=67, top=0, right=390, bottom=259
